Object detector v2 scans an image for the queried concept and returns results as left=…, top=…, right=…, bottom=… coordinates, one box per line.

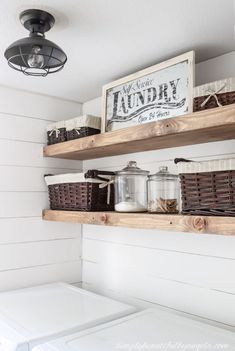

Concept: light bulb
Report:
left=27, top=46, right=44, bottom=68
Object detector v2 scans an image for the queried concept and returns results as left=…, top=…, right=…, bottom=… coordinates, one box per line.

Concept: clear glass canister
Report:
left=147, top=166, right=179, bottom=213
left=115, top=161, right=149, bottom=212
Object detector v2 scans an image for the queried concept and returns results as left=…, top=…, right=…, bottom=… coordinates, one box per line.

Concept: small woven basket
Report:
left=46, top=115, right=101, bottom=145
left=45, top=171, right=114, bottom=211
left=175, top=158, right=235, bottom=216
left=66, top=127, right=100, bottom=141
left=47, top=121, right=67, bottom=145
left=66, top=115, right=101, bottom=141
left=193, top=78, right=235, bottom=112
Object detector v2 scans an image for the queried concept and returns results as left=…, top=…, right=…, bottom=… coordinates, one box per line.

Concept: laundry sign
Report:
left=102, top=51, right=195, bottom=132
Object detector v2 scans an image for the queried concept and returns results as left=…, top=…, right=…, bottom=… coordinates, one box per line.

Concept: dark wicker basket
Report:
left=193, top=91, right=235, bottom=112
left=46, top=170, right=114, bottom=211
left=179, top=170, right=235, bottom=216
left=66, top=127, right=100, bottom=141
left=47, top=128, right=67, bottom=145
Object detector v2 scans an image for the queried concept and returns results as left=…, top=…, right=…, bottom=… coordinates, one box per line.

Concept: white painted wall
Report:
left=81, top=51, right=235, bottom=328
left=196, top=51, right=235, bottom=86
left=0, top=86, right=83, bottom=291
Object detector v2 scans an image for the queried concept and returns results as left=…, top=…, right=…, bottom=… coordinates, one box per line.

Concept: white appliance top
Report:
left=0, top=282, right=135, bottom=351
left=33, top=308, right=235, bottom=351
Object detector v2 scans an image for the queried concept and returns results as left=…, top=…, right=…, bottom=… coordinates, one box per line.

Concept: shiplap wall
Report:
left=81, top=52, right=235, bottom=327
left=0, top=86, right=82, bottom=291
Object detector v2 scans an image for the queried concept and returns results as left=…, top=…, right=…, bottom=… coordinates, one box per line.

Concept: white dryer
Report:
left=34, top=308, right=235, bottom=351
left=0, top=282, right=135, bottom=351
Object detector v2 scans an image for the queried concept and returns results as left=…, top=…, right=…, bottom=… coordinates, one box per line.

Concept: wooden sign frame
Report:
left=102, top=51, right=195, bottom=132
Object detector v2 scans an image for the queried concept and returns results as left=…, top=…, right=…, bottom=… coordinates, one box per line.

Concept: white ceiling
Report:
left=0, top=0, right=234, bottom=102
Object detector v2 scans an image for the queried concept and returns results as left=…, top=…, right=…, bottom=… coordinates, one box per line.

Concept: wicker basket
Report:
left=45, top=171, right=114, bottom=211
left=175, top=158, right=235, bottom=216
left=193, top=78, right=235, bottom=112
left=47, top=121, right=67, bottom=145
left=66, top=115, right=101, bottom=141
left=46, top=115, right=101, bottom=146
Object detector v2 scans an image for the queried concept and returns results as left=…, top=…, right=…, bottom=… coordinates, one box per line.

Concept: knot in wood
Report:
left=163, top=119, right=176, bottom=134
left=100, top=214, right=108, bottom=224
left=193, top=216, right=207, bottom=232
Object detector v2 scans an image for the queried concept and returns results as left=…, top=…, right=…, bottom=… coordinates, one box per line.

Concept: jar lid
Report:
left=116, top=161, right=149, bottom=175
left=148, top=166, right=178, bottom=180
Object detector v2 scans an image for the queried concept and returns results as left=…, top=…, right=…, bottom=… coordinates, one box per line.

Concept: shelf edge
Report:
left=42, top=210, right=235, bottom=236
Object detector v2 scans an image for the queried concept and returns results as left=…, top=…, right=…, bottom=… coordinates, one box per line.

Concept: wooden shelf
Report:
left=43, top=105, right=235, bottom=160
left=43, top=210, right=235, bottom=235
left=43, top=105, right=235, bottom=236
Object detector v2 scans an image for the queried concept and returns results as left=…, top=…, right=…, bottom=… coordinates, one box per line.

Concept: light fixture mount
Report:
left=20, top=9, right=55, bottom=35
left=4, top=9, right=67, bottom=77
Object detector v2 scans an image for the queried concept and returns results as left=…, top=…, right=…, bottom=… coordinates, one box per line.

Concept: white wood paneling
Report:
left=0, top=113, right=50, bottom=143
left=0, top=217, right=79, bottom=243
left=0, top=166, right=78, bottom=192
left=0, top=86, right=82, bottom=121
left=0, top=261, right=81, bottom=292
left=0, top=139, right=81, bottom=169
left=0, top=238, right=81, bottom=271
left=0, top=86, right=82, bottom=291
left=0, top=192, right=48, bottom=218
left=83, top=225, right=235, bottom=259
left=82, top=54, right=235, bottom=327
left=83, top=261, right=235, bottom=327
left=83, top=239, right=235, bottom=293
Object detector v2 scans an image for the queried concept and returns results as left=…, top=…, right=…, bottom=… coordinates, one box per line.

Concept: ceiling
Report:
left=0, top=0, right=234, bottom=103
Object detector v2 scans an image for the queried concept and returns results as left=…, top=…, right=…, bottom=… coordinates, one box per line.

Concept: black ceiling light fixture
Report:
left=4, top=9, right=67, bottom=77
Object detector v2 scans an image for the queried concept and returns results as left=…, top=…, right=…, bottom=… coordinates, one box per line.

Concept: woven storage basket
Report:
left=66, top=115, right=101, bottom=141
left=47, top=121, right=67, bottom=145
left=45, top=171, right=114, bottom=211
left=175, top=158, right=235, bottom=216
left=193, top=78, right=235, bottom=112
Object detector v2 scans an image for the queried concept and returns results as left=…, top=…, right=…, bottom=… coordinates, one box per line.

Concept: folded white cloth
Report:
left=65, top=115, right=101, bottom=131
left=46, top=120, right=66, bottom=132
left=177, top=158, right=235, bottom=174
left=44, top=173, right=112, bottom=186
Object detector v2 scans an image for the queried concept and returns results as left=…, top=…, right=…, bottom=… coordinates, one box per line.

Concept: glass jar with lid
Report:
left=115, top=161, right=149, bottom=212
left=147, top=166, right=179, bottom=213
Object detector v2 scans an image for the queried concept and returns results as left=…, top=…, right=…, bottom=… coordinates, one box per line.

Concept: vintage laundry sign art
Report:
left=102, top=51, right=194, bottom=132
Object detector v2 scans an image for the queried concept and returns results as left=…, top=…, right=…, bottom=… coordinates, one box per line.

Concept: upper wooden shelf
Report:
left=43, top=210, right=235, bottom=235
left=43, top=105, right=235, bottom=161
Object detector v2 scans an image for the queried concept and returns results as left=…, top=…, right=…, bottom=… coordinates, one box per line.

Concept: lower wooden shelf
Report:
left=42, top=210, right=235, bottom=236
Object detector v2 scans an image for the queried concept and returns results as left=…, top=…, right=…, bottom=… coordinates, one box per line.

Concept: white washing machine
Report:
left=34, top=308, right=235, bottom=351
left=0, top=282, right=135, bottom=351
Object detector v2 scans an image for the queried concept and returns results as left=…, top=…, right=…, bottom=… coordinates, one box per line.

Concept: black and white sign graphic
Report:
left=103, top=53, right=194, bottom=132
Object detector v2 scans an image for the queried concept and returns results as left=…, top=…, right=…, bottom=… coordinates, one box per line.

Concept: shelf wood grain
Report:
left=42, top=210, right=235, bottom=235
left=43, top=105, right=235, bottom=160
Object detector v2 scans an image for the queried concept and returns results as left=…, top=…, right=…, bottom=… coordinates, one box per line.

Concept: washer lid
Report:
left=0, top=282, right=135, bottom=351
left=33, top=308, right=235, bottom=351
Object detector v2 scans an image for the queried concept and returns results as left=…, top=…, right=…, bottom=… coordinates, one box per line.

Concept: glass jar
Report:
left=147, top=166, right=179, bottom=213
left=115, top=161, right=149, bottom=212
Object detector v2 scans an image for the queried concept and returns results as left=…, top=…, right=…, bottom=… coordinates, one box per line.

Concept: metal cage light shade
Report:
left=5, top=35, right=67, bottom=76
left=4, top=9, right=67, bottom=77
